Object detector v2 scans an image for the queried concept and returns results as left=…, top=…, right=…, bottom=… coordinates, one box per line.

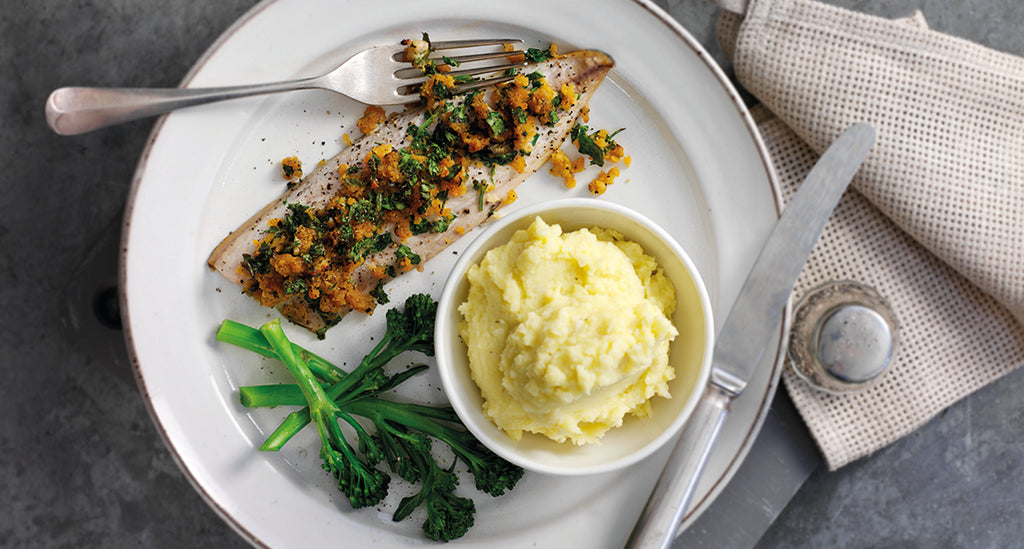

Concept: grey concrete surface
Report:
left=3, top=1, right=1022, bottom=547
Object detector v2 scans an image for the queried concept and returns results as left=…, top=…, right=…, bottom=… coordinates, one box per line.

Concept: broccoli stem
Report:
left=240, top=383, right=462, bottom=424
left=217, top=319, right=345, bottom=384
left=252, top=320, right=335, bottom=453
left=235, top=294, right=435, bottom=451
left=238, top=384, right=303, bottom=408
left=250, top=380, right=459, bottom=452
left=345, top=398, right=464, bottom=438
left=260, top=410, right=312, bottom=451
left=258, top=320, right=337, bottom=415
left=219, top=318, right=396, bottom=451
left=257, top=318, right=390, bottom=509
left=255, top=352, right=388, bottom=451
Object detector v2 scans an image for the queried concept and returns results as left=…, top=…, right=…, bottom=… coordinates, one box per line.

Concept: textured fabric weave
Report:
left=718, top=1, right=1024, bottom=469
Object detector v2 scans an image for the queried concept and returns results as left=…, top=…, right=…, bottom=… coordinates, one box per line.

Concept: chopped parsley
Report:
left=571, top=124, right=625, bottom=167
left=369, top=280, right=390, bottom=305
left=396, top=244, right=422, bottom=266
left=524, top=46, right=555, bottom=63
left=485, top=111, right=507, bottom=136
left=349, top=233, right=393, bottom=263
left=283, top=278, right=307, bottom=295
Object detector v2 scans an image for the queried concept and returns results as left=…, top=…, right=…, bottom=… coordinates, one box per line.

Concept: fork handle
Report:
left=45, top=77, right=321, bottom=135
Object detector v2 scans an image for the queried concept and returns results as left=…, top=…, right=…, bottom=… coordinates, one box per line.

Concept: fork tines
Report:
left=429, top=38, right=523, bottom=50
left=396, top=38, right=530, bottom=95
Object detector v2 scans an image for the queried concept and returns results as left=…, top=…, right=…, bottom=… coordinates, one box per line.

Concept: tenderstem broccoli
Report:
left=217, top=293, right=524, bottom=542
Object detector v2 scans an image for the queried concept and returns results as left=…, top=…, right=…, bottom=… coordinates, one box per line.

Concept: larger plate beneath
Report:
left=121, top=0, right=783, bottom=546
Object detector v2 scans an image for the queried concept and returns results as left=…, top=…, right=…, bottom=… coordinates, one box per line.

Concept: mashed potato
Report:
left=458, top=217, right=678, bottom=445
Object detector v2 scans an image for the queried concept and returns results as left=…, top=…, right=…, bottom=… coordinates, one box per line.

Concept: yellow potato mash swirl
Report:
left=458, top=217, right=678, bottom=445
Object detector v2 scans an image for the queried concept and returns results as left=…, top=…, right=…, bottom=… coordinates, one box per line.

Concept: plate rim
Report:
left=118, top=0, right=785, bottom=546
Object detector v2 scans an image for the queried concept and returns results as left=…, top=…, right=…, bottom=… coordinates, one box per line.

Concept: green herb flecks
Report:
left=523, top=46, right=555, bottom=63
left=571, top=124, right=625, bottom=167
left=349, top=233, right=393, bottom=263
left=485, top=111, right=506, bottom=136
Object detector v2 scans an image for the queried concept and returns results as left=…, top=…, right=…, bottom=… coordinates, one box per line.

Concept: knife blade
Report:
left=625, top=122, right=876, bottom=549
left=713, top=0, right=749, bottom=15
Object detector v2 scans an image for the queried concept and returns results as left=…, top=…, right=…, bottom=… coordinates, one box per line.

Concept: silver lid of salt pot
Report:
left=787, top=281, right=898, bottom=393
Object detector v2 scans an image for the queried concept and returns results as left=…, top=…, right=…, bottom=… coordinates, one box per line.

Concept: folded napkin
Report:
left=717, top=0, right=1024, bottom=469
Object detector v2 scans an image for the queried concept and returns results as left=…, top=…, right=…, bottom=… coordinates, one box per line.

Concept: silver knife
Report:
left=625, top=122, right=877, bottom=549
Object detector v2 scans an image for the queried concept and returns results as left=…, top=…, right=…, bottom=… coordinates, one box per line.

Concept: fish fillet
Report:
left=209, top=50, right=615, bottom=334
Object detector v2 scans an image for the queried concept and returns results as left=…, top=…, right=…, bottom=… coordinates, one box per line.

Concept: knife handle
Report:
left=625, top=384, right=732, bottom=549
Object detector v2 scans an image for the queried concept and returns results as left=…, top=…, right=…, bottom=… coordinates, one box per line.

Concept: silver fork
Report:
left=45, top=38, right=526, bottom=136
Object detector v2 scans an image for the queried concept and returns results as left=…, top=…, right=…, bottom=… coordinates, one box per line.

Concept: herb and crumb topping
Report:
left=549, top=123, right=630, bottom=195
left=241, top=35, right=606, bottom=335
left=356, top=105, right=386, bottom=134
left=281, top=156, right=302, bottom=181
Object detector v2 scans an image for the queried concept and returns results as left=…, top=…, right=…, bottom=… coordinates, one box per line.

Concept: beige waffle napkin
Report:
left=717, top=0, right=1024, bottom=469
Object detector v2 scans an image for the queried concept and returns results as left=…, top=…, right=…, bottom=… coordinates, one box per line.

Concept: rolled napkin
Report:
left=718, top=0, right=1024, bottom=469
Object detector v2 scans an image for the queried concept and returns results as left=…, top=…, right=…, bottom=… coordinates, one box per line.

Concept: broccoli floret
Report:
left=222, top=294, right=524, bottom=542
left=346, top=398, right=523, bottom=498
left=316, top=410, right=390, bottom=508
left=379, top=292, right=437, bottom=357
left=439, top=424, right=524, bottom=497
left=373, top=416, right=432, bottom=484
left=392, top=446, right=475, bottom=543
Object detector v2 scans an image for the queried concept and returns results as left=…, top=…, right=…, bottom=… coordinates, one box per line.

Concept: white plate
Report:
left=121, top=0, right=783, bottom=547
